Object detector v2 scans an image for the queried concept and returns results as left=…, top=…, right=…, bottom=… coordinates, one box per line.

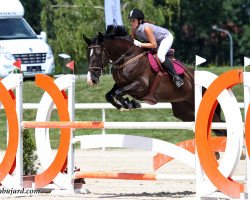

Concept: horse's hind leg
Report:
left=171, top=101, right=223, bottom=160
left=171, top=101, right=195, bottom=122
left=212, top=103, right=227, bottom=136
left=202, top=88, right=227, bottom=136
left=171, top=101, right=226, bottom=136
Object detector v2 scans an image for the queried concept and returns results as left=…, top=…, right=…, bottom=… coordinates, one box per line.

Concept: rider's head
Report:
left=128, top=8, right=144, bottom=26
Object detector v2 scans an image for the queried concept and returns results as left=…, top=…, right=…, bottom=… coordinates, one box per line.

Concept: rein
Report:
left=113, top=51, right=147, bottom=69
left=110, top=45, right=147, bottom=69
left=88, top=41, right=147, bottom=72
left=110, top=45, right=134, bottom=68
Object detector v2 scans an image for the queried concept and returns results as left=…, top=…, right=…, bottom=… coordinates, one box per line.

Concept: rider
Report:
left=128, top=8, right=184, bottom=88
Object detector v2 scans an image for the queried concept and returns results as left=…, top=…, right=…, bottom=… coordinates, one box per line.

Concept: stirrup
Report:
left=173, top=76, right=184, bottom=88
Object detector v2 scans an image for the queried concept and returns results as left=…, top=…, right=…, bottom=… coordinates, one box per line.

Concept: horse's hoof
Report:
left=214, top=151, right=220, bottom=160
left=113, top=105, right=122, bottom=110
left=119, top=107, right=130, bottom=111
left=131, top=99, right=141, bottom=109
left=240, top=150, right=246, bottom=160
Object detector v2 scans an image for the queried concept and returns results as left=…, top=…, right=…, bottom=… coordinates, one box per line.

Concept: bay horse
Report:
left=83, top=25, right=226, bottom=137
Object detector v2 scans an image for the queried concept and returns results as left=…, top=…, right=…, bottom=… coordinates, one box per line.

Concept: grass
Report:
left=0, top=66, right=245, bottom=149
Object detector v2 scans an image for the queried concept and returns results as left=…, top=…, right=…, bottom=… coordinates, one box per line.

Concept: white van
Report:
left=0, top=0, right=55, bottom=78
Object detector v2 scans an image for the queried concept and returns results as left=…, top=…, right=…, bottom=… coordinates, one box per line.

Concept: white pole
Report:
left=194, top=71, right=204, bottom=198
left=16, top=74, right=23, bottom=188
left=67, top=75, right=75, bottom=191
left=244, top=72, right=250, bottom=199
left=102, top=108, right=106, bottom=151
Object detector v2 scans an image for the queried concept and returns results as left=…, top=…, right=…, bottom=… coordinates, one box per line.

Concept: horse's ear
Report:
left=83, top=34, right=92, bottom=45
left=98, top=32, right=103, bottom=38
left=98, top=32, right=104, bottom=42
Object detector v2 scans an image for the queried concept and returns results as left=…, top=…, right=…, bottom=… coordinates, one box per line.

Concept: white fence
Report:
left=22, top=102, right=244, bottom=132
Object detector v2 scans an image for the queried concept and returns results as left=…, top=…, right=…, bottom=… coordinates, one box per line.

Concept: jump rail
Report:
left=22, top=121, right=232, bottom=130
left=0, top=70, right=249, bottom=200
left=21, top=102, right=244, bottom=109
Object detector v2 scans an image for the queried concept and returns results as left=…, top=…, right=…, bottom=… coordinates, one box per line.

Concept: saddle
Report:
left=143, top=49, right=185, bottom=105
left=148, top=49, right=184, bottom=75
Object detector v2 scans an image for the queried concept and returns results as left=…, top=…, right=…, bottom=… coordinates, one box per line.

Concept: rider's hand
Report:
left=133, top=39, right=142, bottom=47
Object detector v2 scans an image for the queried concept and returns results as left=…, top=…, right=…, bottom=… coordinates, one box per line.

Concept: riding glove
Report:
left=133, top=39, right=142, bottom=47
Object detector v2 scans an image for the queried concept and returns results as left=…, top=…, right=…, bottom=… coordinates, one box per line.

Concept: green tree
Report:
left=173, top=0, right=250, bottom=66
left=23, top=129, right=38, bottom=175
left=121, top=0, right=173, bottom=28
left=239, top=25, right=250, bottom=59
left=25, top=0, right=249, bottom=67
left=40, top=0, right=180, bottom=74
left=41, top=0, right=105, bottom=74
left=172, top=0, right=224, bottom=64
left=20, top=0, right=42, bottom=33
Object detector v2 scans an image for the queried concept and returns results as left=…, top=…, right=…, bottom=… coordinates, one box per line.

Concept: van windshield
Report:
left=0, top=18, right=37, bottom=40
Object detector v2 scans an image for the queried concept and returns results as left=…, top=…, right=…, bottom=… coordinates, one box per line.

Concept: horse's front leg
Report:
left=106, top=83, right=140, bottom=110
left=105, top=83, right=123, bottom=110
left=114, top=82, right=142, bottom=110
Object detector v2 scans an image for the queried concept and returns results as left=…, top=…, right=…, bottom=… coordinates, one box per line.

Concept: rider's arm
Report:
left=141, top=26, right=157, bottom=49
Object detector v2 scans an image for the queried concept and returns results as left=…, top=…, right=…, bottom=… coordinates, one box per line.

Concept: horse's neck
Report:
left=104, top=38, right=134, bottom=61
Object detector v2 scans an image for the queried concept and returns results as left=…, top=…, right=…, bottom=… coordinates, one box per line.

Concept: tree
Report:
left=41, top=0, right=105, bottom=74
left=172, top=0, right=224, bottom=64
left=26, top=0, right=249, bottom=68
left=23, top=129, right=38, bottom=175
left=40, top=0, right=180, bottom=74
left=173, top=0, right=250, bottom=66
left=20, top=0, right=42, bottom=34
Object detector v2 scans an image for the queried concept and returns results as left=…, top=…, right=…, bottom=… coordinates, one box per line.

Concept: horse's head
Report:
left=83, top=26, right=134, bottom=86
left=83, top=33, right=108, bottom=86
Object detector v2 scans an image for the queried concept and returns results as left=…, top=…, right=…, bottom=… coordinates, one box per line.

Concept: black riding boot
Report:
left=161, top=57, right=184, bottom=88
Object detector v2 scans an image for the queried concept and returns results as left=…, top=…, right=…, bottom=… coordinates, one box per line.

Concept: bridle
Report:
left=88, top=40, right=145, bottom=72
left=88, top=44, right=108, bottom=76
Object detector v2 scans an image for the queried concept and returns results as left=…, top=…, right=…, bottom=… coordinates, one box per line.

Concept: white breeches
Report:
left=157, top=33, right=173, bottom=63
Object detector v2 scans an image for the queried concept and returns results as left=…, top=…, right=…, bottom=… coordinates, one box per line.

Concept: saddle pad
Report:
left=172, top=59, right=185, bottom=75
left=148, top=53, right=160, bottom=73
left=148, top=53, right=184, bottom=75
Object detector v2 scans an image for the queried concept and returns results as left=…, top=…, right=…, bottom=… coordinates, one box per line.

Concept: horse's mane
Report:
left=106, top=25, right=128, bottom=37
left=93, top=25, right=132, bottom=44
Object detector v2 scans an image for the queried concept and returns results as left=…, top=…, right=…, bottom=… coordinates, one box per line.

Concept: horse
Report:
left=83, top=25, right=226, bottom=137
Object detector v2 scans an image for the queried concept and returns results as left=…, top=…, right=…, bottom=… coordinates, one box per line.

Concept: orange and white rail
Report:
left=22, top=121, right=232, bottom=130
left=74, top=172, right=195, bottom=181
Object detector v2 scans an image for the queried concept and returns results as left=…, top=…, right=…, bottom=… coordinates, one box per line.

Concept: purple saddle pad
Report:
left=148, top=53, right=185, bottom=75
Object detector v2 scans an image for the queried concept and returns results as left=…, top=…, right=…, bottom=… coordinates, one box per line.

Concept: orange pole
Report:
left=0, top=82, right=19, bottom=183
left=34, top=74, right=70, bottom=188
left=195, top=69, right=244, bottom=198
left=153, top=137, right=227, bottom=171
left=75, top=172, right=156, bottom=180
left=22, top=121, right=104, bottom=129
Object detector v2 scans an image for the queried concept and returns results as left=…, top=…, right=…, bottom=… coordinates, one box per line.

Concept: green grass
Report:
left=0, top=66, right=245, bottom=149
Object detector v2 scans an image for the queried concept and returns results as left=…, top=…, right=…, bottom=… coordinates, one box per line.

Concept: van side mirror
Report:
left=38, top=31, right=47, bottom=43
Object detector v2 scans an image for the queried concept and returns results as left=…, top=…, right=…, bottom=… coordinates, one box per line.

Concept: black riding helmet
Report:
left=128, top=8, right=144, bottom=20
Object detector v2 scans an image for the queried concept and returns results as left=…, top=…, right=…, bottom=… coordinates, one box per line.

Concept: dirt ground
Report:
left=0, top=149, right=246, bottom=200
